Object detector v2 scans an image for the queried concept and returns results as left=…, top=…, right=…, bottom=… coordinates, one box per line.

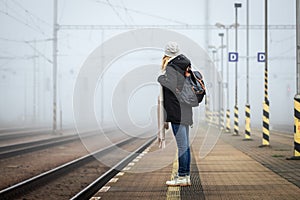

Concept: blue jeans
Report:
left=171, top=123, right=190, bottom=176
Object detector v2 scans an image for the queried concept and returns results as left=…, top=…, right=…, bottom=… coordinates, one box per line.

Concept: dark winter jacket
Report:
left=158, top=54, right=193, bottom=125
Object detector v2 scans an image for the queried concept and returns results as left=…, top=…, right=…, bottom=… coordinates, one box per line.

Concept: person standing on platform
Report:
left=158, top=41, right=193, bottom=186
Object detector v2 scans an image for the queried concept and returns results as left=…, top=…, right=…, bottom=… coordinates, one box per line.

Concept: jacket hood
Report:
left=168, top=54, right=191, bottom=73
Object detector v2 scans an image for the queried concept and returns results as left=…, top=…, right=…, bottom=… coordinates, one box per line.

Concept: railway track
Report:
left=0, top=134, right=155, bottom=200
left=0, top=128, right=25, bottom=134
left=0, top=128, right=52, bottom=140
left=0, top=130, right=98, bottom=159
left=71, top=136, right=155, bottom=200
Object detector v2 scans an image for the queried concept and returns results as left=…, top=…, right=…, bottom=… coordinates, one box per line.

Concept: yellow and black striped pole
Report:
left=245, top=104, right=251, bottom=139
left=233, top=106, right=239, bottom=135
left=261, top=0, right=270, bottom=147
left=292, top=96, right=300, bottom=159
left=261, top=50, right=270, bottom=146
left=225, top=109, right=231, bottom=132
left=233, top=3, right=241, bottom=136
left=288, top=0, right=300, bottom=160
left=244, top=0, right=251, bottom=140
left=262, top=99, right=270, bottom=146
left=262, top=78, right=270, bottom=145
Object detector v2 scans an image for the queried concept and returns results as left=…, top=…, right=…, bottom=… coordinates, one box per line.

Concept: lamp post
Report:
left=212, top=48, right=218, bottom=126
left=261, top=0, right=270, bottom=146
left=219, top=33, right=225, bottom=129
left=234, top=2, right=242, bottom=136
left=245, top=0, right=252, bottom=140
left=215, top=22, right=238, bottom=133
left=52, top=0, right=58, bottom=134
left=208, top=45, right=226, bottom=128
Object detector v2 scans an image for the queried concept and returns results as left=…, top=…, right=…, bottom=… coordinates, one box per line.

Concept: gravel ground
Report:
left=0, top=132, right=127, bottom=190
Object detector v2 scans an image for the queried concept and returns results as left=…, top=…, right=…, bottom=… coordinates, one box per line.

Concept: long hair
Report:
left=161, top=55, right=171, bottom=71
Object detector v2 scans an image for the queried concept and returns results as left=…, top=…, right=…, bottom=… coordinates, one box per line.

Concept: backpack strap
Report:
left=191, top=71, right=206, bottom=91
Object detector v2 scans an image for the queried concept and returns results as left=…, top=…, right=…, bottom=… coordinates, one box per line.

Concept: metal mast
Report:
left=52, top=0, right=58, bottom=133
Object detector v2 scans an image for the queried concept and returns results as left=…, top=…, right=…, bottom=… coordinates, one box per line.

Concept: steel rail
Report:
left=70, top=136, right=156, bottom=200
left=0, top=128, right=52, bottom=140
left=0, top=129, right=115, bottom=159
left=0, top=127, right=37, bottom=134
left=0, top=134, right=77, bottom=153
left=0, top=136, right=138, bottom=200
left=0, top=134, right=81, bottom=159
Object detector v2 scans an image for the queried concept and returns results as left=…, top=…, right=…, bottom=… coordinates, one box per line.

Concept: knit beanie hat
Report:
left=164, top=41, right=180, bottom=57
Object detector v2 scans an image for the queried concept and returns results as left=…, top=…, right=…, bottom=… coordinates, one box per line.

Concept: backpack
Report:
left=178, top=71, right=206, bottom=107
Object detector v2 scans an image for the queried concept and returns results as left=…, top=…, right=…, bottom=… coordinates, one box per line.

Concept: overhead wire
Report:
left=0, top=37, right=52, bottom=43
left=13, top=0, right=52, bottom=37
left=96, top=0, right=188, bottom=25
left=1, top=1, right=25, bottom=23
left=11, top=0, right=52, bottom=27
left=0, top=9, right=48, bottom=37
left=9, top=2, right=46, bottom=35
left=0, top=37, right=24, bottom=43
left=25, top=42, right=53, bottom=64
left=106, top=0, right=128, bottom=25
left=0, top=0, right=73, bottom=63
left=0, top=37, right=52, bottom=63
left=268, top=31, right=295, bottom=61
left=120, top=0, right=135, bottom=25
left=0, top=0, right=52, bottom=38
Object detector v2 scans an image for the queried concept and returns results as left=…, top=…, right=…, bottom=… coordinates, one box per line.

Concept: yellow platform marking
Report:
left=90, top=197, right=101, bottom=200
left=166, top=152, right=180, bottom=200
left=109, top=178, right=119, bottom=183
left=128, top=162, right=135, bottom=166
left=116, top=172, right=124, bottom=176
left=123, top=166, right=131, bottom=171
left=99, top=186, right=110, bottom=192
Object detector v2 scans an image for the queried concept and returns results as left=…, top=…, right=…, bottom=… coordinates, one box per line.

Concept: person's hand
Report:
left=185, top=66, right=191, bottom=77
left=164, top=122, right=169, bottom=130
left=185, top=71, right=191, bottom=77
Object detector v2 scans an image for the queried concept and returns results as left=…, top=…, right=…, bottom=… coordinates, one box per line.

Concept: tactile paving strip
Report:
left=180, top=151, right=205, bottom=200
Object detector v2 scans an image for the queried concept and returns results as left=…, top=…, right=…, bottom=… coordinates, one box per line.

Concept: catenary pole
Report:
left=225, top=27, right=231, bottom=132
left=261, top=0, right=270, bottom=146
left=52, top=0, right=58, bottom=134
left=219, top=33, right=225, bottom=130
left=245, top=0, right=251, bottom=140
left=234, top=3, right=242, bottom=136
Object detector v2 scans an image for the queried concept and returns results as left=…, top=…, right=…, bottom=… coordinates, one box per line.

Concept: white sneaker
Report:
left=186, top=175, right=191, bottom=186
left=175, top=174, right=191, bottom=185
left=166, top=176, right=190, bottom=186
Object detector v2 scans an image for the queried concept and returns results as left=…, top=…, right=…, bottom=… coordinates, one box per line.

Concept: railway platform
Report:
left=90, top=126, right=300, bottom=200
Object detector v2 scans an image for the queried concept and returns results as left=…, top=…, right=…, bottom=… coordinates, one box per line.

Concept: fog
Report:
left=0, top=0, right=296, bottom=133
